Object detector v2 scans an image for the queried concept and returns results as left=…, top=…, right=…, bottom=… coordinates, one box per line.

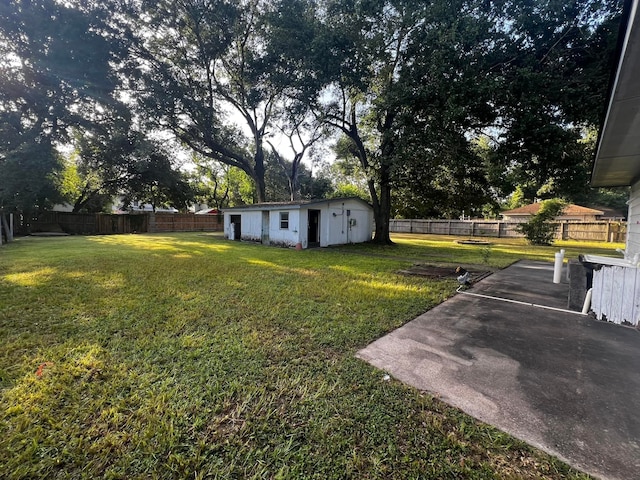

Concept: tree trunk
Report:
left=1, top=213, right=14, bottom=243
left=254, top=147, right=267, bottom=203
left=371, top=166, right=393, bottom=245
left=289, top=164, right=301, bottom=202
left=72, top=192, right=93, bottom=213
left=345, top=107, right=394, bottom=245
left=369, top=124, right=394, bottom=245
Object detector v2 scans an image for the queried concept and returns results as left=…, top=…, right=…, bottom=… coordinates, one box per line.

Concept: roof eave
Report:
left=222, top=197, right=373, bottom=212
left=592, top=0, right=640, bottom=188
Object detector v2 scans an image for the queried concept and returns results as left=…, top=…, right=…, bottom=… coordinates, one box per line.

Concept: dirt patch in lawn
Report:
left=455, top=239, right=492, bottom=245
left=399, top=264, right=494, bottom=282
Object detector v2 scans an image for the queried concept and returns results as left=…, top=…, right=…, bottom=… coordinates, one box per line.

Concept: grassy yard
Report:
left=0, top=233, right=621, bottom=479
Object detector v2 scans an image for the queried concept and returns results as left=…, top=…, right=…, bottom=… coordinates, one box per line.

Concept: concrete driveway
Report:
left=357, top=260, right=640, bottom=480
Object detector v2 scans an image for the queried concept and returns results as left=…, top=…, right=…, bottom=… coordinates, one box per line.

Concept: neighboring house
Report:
left=223, top=197, right=373, bottom=249
left=195, top=208, right=220, bottom=215
left=590, top=206, right=627, bottom=221
left=51, top=203, right=75, bottom=213
left=113, top=197, right=178, bottom=213
left=190, top=203, right=213, bottom=214
left=501, top=203, right=604, bottom=223
left=588, top=0, right=640, bottom=326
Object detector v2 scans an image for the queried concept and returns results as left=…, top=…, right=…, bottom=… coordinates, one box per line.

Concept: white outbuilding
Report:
left=223, top=197, right=373, bottom=249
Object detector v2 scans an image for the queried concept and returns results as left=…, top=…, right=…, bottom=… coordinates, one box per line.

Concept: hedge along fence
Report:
left=15, top=211, right=223, bottom=236
left=390, top=219, right=627, bottom=243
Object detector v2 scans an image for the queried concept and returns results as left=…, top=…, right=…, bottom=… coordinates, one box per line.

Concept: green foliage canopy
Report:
left=0, top=0, right=624, bottom=222
left=0, top=0, right=123, bottom=212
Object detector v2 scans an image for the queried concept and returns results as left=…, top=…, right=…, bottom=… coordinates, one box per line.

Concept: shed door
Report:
left=261, top=211, right=270, bottom=245
left=230, top=215, right=241, bottom=241
left=308, top=210, right=320, bottom=246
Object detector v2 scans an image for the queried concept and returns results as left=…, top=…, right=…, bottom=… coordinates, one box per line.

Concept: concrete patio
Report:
left=357, top=260, right=640, bottom=480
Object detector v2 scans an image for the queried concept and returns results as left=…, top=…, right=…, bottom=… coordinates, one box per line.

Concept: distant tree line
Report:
left=0, top=0, right=625, bottom=243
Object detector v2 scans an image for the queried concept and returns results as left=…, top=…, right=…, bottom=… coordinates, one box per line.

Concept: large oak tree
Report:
left=288, top=0, right=511, bottom=242
left=131, top=0, right=323, bottom=203
left=0, top=0, right=123, bottom=215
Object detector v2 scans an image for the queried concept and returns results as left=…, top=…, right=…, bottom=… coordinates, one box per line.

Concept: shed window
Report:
left=279, top=212, right=289, bottom=229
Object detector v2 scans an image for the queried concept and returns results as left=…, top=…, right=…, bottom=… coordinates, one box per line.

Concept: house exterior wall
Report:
left=347, top=201, right=374, bottom=244
left=324, top=203, right=345, bottom=246
left=627, top=179, right=640, bottom=257
left=559, top=215, right=600, bottom=222
left=322, top=199, right=373, bottom=247
left=268, top=209, right=302, bottom=247
left=244, top=211, right=264, bottom=242
left=224, top=210, right=262, bottom=241
left=224, top=208, right=305, bottom=247
left=500, top=214, right=529, bottom=223
left=299, top=210, right=309, bottom=248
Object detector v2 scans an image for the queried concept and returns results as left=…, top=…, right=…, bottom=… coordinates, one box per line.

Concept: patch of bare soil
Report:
left=399, top=264, right=493, bottom=282
left=455, top=239, right=492, bottom=245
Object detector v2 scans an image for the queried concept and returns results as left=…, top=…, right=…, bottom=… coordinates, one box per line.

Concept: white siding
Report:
left=344, top=200, right=374, bottom=244
left=321, top=199, right=373, bottom=247
left=299, top=211, right=309, bottom=248
left=325, top=203, right=346, bottom=246
left=268, top=210, right=301, bottom=247
left=223, top=211, right=261, bottom=241
left=241, top=211, right=262, bottom=241
left=591, top=265, right=640, bottom=326
left=627, top=179, right=640, bottom=257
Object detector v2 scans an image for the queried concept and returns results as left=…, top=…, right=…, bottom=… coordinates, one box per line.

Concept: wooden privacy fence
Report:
left=16, top=212, right=223, bottom=236
left=390, top=219, right=627, bottom=243
left=556, top=221, right=626, bottom=243
left=149, top=213, right=224, bottom=233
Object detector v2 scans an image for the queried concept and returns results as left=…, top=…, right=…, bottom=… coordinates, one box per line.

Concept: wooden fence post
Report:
left=148, top=212, right=156, bottom=233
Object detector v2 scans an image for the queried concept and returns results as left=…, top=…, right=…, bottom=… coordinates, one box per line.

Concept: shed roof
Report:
left=501, top=203, right=604, bottom=217
left=223, top=197, right=373, bottom=212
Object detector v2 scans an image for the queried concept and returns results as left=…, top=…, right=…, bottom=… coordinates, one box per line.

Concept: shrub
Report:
left=516, top=199, right=566, bottom=245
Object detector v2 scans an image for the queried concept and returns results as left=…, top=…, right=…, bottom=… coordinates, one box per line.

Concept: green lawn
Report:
left=1, top=233, right=619, bottom=479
